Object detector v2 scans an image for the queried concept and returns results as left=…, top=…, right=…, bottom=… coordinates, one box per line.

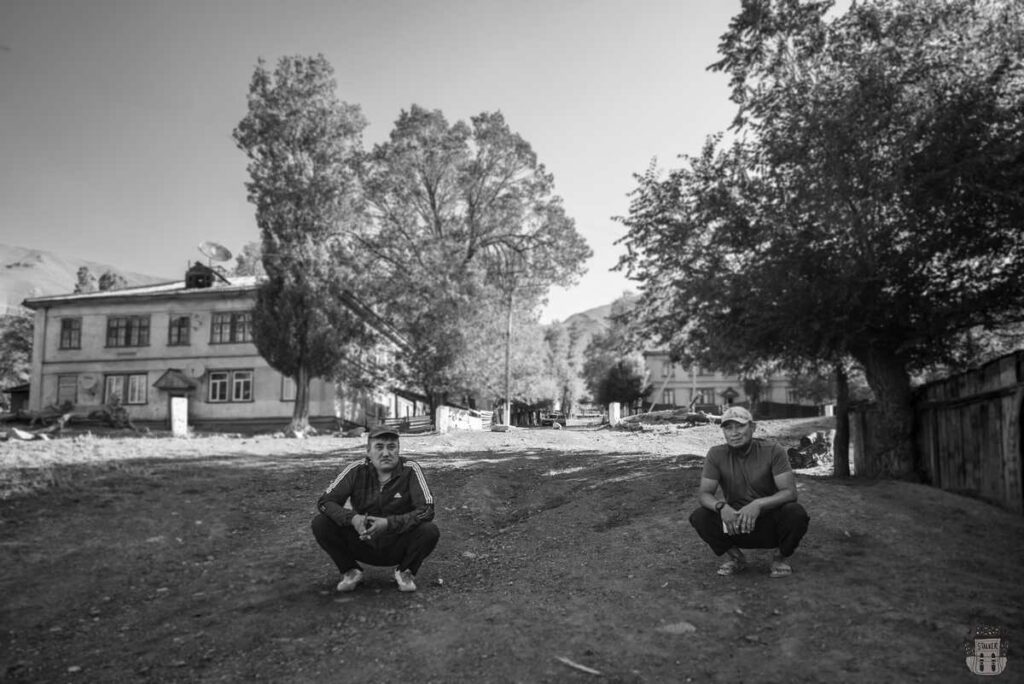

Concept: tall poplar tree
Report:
left=233, top=55, right=378, bottom=435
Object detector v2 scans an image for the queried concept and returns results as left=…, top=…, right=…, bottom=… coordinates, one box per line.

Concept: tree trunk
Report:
left=289, top=364, right=311, bottom=437
left=832, top=360, right=851, bottom=478
left=852, top=345, right=917, bottom=479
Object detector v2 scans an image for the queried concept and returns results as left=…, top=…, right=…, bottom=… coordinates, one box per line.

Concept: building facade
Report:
left=642, top=350, right=814, bottom=415
left=22, top=268, right=425, bottom=432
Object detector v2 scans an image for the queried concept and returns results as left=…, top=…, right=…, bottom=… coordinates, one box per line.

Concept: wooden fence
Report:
left=852, top=350, right=1023, bottom=515
left=914, top=351, right=1023, bottom=514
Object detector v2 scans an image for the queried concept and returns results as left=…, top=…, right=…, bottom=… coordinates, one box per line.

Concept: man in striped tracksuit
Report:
left=312, top=424, right=439, bottom=593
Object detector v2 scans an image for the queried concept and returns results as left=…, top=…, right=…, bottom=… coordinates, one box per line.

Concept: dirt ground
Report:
left=1, top=418, right=1022, bottom=683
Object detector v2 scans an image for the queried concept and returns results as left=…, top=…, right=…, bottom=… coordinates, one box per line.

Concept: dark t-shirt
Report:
left=701, top=438, right=792, bottom=507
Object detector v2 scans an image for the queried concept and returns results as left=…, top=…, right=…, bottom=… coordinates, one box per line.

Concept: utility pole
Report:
left=504, top=288, right=513, bottom=426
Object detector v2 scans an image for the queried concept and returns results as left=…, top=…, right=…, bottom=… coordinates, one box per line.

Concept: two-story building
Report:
left=22, top=263, right=426, bottom=432
left=642, top=350, right=817, bottom=416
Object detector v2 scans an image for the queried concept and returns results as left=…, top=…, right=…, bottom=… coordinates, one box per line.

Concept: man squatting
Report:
left=690, top=406, right=811, bottom=577
left=312, top=424, right=440, bottom=593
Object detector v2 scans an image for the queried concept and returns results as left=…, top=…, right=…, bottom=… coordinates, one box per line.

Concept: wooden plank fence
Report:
left=850, top=350, right=1023, bottom=515
left=914, top=350, right=1023, bottom=514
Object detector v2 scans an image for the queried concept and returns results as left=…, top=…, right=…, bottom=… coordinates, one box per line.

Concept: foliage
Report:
left=233, top=54, right=381, bottom=434
left=543, top=321, right=589, bottom=413
left=581, top=295, right=648, bottom=407
left=232, top=241, right=266, bottom=277
left=97, top=271, right=127, bottom=292
left=73, top=267, right=97, bottom=294
left=361, top=105, right=591, bottom=410
left=0, top=313, right=33, bottom=407
left=617, top=0, right=1024, bottom=477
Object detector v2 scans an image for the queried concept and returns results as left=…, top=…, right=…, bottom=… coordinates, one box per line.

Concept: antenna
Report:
left=198, top=241, right=233, bottom=264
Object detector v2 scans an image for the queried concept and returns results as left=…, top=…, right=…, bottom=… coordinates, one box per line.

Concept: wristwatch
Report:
left=715, top=501, right=726, bottom=512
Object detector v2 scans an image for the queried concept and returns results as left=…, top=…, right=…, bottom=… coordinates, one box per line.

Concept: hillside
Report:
left=0, top=244, right=167, bottom=315
left=561, top=292, right=638, bottom=348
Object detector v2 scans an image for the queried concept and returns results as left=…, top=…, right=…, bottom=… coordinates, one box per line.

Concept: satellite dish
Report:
left=185, top=362, right=206, bottom=379
left=198, top=241, right=233, bottom=263
left=79, top=374, right=98, bottom=390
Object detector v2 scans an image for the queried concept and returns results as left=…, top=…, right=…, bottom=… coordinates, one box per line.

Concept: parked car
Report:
left=540, top=410, right=566, bottom=427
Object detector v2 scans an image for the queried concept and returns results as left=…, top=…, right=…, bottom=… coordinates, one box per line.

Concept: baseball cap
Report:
left=368, top=424, right=400, bottom=439
left=720, top=406, right=754, bottom=425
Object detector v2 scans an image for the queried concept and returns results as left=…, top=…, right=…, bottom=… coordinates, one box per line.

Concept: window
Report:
left=104, top=374, right=148, bottom=404
left=106, top=316, right=150, bottom=347
left=168, top=315, right=191, bottom=346
left=59, top=318, right=82, bottom=349
left=57, top=375, right=78, bottom=404
left=662, top=388, right=676, bottom=406
left=281, top=376, right=297, bottom=402
left=786, top=389, right=801, bottom=404
left=211, top=312, right=252, bottom=344
left=208, top=370, right=253, bottom=402
left=694, top=388, right=716, bottom=405
left=661, top=361, right=675, bottom=378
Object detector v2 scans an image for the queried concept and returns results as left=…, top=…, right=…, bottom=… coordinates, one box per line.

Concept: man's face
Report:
left=368, top=436, right=400, bottom=472
left=722, top=420, right=755, bottom=449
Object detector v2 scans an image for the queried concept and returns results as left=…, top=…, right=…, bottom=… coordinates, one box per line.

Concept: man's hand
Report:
left=720, top=505, right=740, bottom=535
left=359, top=515, right=388, bottom=541
left=734, top=501, right=763, bottom=534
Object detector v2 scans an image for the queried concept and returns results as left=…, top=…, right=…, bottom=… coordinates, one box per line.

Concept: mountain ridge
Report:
left=1, top=243, right=168, bottom=315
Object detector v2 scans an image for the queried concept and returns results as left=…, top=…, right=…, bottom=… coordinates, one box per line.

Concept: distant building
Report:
left=641, top=350, right=817, bottom=417
left=21, top=263, right=426, bottom=432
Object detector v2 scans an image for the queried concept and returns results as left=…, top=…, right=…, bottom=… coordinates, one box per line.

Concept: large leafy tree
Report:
left=581, top=295, right=649, bottom=409
left=0, top=313, right=33, bottom=409
left=233, top=55, right=380, bottom=435
left=618, top=0, right=1024, bottom=477
left=362, top=106, right=591, bottom=415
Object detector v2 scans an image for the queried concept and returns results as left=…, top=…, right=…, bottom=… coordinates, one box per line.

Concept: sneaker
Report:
left=336, top=568, right=363, bottom=592
left=394, top=568, right=417, bottom=592
left=716, top=555, right=747, bottom=576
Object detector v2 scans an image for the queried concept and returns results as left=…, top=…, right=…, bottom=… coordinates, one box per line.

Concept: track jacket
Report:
left=317, top=456, right=435, bottom=546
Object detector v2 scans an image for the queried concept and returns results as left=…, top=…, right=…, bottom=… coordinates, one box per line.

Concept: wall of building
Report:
left=26, top=286, right=337, bottom=426
left=643, top=352, right=811, bottom=412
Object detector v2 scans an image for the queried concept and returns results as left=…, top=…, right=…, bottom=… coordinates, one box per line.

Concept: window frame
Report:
left=168, top=315, right=191, bottom=346
left=208, top=369, right=254, bottom=403
left=59, top=318, right=82, bottom=350
left=281, top=376, right=297, bottom=402
left=105, top=315, right=150, bottom=348
left=57, top=374, right=78, bottom=404
left=662, top=388, right=676, bottom=406
left=104, top=373, right=148, bottom=405
left=210, top=311, right=253, bottom=345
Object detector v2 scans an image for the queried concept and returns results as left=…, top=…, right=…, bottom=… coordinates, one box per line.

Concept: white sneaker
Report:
left=394, top=569, right=417, bottom=592
left=336, top=568, right=363, bottom=592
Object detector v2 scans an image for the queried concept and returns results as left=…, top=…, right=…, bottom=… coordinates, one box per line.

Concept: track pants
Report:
left=311, top=514, right=440, bottom=575
left=689, top=502, right=809, bottom=558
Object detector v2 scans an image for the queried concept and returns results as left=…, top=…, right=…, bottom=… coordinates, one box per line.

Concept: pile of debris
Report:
left=787, top=432, right=833, bottom=469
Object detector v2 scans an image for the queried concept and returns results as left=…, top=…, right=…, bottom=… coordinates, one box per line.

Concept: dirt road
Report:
left=2, top=420, right=1021, bottom=682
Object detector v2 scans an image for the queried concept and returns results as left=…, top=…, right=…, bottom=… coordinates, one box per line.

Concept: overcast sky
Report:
left=0, top=0, right=743, bottom=322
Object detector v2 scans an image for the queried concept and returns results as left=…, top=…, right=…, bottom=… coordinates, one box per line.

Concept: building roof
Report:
left=21, top=274, right=260, bottom=309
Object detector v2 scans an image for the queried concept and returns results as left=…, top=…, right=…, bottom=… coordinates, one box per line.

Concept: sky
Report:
left=0, top=0, right=743, bottom=323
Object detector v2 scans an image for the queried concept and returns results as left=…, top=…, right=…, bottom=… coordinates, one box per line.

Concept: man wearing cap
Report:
left=689, top=406, right=810, bottom=578
left=311, top=424, right=439, bottom=593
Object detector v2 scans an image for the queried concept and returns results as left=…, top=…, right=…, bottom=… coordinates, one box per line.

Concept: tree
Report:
left=581, top=295, right=649, bottom=410
left=232, top=241, right=266, bottom=277
left=361, top=106, right=591, bottom=417
left=233, top=54, right=380, bottom=436
left=618, top=0, right=1024, bottom=478
left=0, top=313, right=33, bottom=410
left=73, top=266, right=97, bottom=294
left=98, top=271, right=127, bottom=291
